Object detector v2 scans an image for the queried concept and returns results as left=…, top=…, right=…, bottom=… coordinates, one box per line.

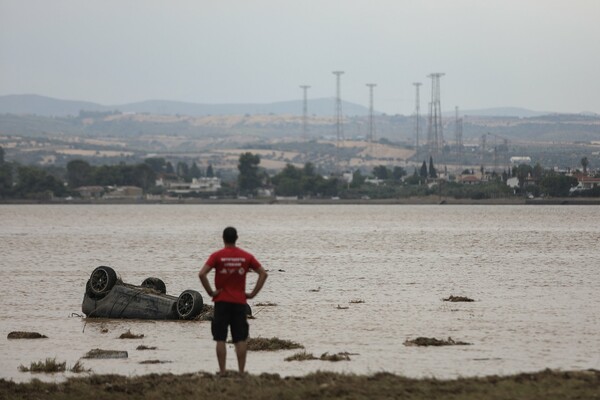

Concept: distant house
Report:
left=75, top=186, right=104, bottom=199
left=103, top=186, right=143, bottom=199
left=510, top=156, right=532, bottom=165
left=570, top=174, right=600, bottom=192
left=458, top=175, right=481, bottom=185
left=157, top=177, right=222, bottom=194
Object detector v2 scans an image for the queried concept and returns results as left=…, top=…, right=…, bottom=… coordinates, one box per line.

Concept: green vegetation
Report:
left=237, top=152, right=262, bottom=195
left=246, top=337, right=304, bottom=351
left=18, top=358, right=66, bottom=373
left=1, top=369, right=598, bottom=399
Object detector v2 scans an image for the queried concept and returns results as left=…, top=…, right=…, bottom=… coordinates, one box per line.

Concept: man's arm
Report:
left=245, top=266, right=268, bottom=299
left=198, top=263, right=220, bottom=298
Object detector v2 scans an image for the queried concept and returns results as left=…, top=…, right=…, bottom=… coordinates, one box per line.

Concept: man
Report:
left=199, top=227, right=268, bottom=375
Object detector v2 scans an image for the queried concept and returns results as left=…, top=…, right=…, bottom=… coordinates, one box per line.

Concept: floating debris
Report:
left=247, top=337, right=304, bottom=351
left=255, top=302, right=277, bottom=306
left=403, top=337, right=472, bottom=347
left=119, top=329, right=144, bottom=339
left=7, top=331, right=47, bottom=339
left=139, top=360, right=171, bottom=364
left=194, top=304, right=214, bottom=322
left=308, top=287, right=321, bottom=292
left=349, top=299, right=365, bottom=304
left=320, top=352, right=351, bottom=362
left=18, top=358, right=66, bottom=373
left=136, top=345, right=157, bottom=351
left=443, top=295, right=475, bottom=302
left=336, top=305, right=349, bottom=310
left=284, top=351, right=318, bottom=362
left=82, top=349, right=128, bottom=359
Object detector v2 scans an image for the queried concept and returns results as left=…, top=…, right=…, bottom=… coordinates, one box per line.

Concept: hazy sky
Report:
left=1, top=0, right=599, bottom=114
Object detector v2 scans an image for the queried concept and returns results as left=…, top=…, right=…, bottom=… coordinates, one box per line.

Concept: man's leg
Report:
left=234, top=340, right=247, bottom=374
left=216, top=341, right=227, bottom=375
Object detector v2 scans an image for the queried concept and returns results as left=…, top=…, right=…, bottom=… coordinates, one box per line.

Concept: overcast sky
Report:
left=1, top=0, right=599, bottom=115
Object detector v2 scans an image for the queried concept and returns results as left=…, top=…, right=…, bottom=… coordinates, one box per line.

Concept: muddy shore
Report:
left=1, top=369, right=598, bottom=400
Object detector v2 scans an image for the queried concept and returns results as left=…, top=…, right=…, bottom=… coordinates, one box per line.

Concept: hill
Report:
left=0, top=94, right=372, bottom=117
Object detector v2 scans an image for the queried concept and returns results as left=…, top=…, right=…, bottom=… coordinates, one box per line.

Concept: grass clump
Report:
left=247, top=337, right=304, bottom=351
left=119, top=329, right=144, bottom=339
left=18, top=358, right=66, bottom=373
left=443, top=295, right=475, bottom=302
left=404, top=337, right=472, bottom=346
left=7, top=331, right=47, bottom=339
left=69, top=361, right=91, bottom=373
left=136, top=345, right=157, bottom=350
left=284, top=351, right=318, bottom=361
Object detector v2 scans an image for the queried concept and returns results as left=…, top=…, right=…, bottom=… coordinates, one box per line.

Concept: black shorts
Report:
left=211, top=301, right=249, bottom=343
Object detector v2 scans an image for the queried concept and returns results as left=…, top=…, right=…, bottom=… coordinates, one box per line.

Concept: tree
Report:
left=132, top=163, right=156, bottom=190
left=176, top=162, right=189, bottom=181
left=190, top=162, right=202, bottom=179
left=540, top=173, right=578, bottom=197
left=0, top=163, right=13, bottom=197
left=372, top=165, right=390, bottom=180
left=351, top=169, right=366, bottom=187
left=66, top=159, right=93, bottom=188
left=392, top=166, right=406, bottom=181
left=165, top=162, right=174, bottom=174
left=581, top=157, right=589, bottom=175
left=0, top=146, right=4, bottom=165
left=237, top=152, right=261, bottom=195
left=206, top=164, right=214, bottom=178
left=15, top=166, right=66, bottom=199
left=420, top=161, right=428, bottom=180
left=144, top=157, right=166, bottom=173
left=429, top=156, right=437, bottom=178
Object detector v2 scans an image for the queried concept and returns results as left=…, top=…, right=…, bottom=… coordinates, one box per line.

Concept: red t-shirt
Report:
left=204, top=246, right=261, bottom=304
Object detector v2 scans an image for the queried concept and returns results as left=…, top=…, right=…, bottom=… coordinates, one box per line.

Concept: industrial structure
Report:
left=332, top=71, right=345, bottom=169
left=366, top=83, right=377, bottom=153
left=413, top=82, right=422, bottom=152
left=299, top=85, right=310, bottom=140
left=427, top=73, right=445, bottom=156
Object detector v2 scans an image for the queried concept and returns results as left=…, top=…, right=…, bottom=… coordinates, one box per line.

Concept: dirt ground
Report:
left=1, top=369, right=598, bottom=400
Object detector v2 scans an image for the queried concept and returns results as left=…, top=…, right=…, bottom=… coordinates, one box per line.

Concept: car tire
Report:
left=141, top=277, right=167, bottom=294
left=89, top=266, right=118, bottom=296
left=176, top=290, right=204, bottom=320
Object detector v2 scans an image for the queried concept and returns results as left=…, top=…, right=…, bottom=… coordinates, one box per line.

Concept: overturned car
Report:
left=82, top=266, right=204, bottom=320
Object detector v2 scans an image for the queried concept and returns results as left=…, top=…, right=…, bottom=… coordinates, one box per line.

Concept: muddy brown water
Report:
left=1, top=204, right=599, bottom=382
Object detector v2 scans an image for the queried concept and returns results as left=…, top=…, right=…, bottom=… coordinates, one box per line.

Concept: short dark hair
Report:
left=223, top=227, right=238, bottom=244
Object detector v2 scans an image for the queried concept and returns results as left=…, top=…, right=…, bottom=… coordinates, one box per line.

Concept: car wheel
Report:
left=141, top=277, right=167, bottom=294
left=176, top=290, right=204, bottom=319
left=89, top=266, right=117, bottom=296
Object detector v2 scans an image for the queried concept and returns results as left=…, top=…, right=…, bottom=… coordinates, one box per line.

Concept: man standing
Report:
left=199, top=227, right=268, bottom=375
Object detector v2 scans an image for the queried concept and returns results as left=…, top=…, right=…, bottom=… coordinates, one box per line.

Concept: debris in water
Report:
left=349, top=299, right=365, bottom=304
left=246, top=337, right=304, bottom=351
left=82, top=349, right=128, bottom=359
left=319, top=352, right=351, bottom=361
left=136, top=345, right=157, bottom=350
left=119, top=329, right=144, bottom=339
left=255, top=301, right=277, bottom=306
left=139, top=360, right=171, bottom=364
left=194, top=304, right=214, bottom=321
left=308, top=287, right=321, bottom=292
left=336, top=305, right=349, bottom=309
left=7, top=331, right=47, bottom=339
left=443, top=295, right=474, bottom=302
left=284, top=351, right=317, bottom=362
left=403, top=337, right=472, bottom=347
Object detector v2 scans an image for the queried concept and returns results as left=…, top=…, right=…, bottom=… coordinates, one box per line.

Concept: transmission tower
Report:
left=413, top=82, right=422, bottom=153
left=332, top=71, right=345, bottom=170
left=366, top=83, right=377, bottom=153
left=299, top=85, right=310, bottom=140
left=454, top=106, right=463, bottom=162
left=427, top=73, right=445, bottom=156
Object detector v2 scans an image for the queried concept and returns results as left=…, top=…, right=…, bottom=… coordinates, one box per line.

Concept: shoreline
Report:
left=1, top=369, right=598, bottom=399
left=1, top=197, right=599, bottom=205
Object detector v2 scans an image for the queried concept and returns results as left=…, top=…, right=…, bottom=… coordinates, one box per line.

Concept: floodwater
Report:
left=0, top=204, right=599, bottom=382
